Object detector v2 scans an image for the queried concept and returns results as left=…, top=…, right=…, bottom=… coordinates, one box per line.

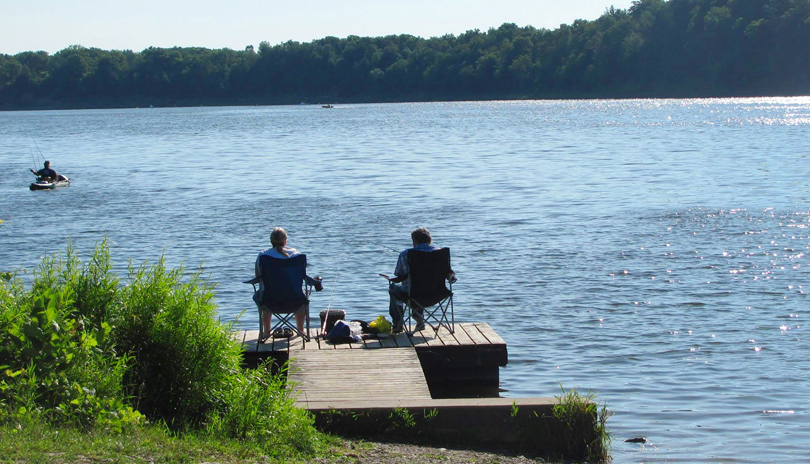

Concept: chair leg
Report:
left=449, top=296, right=454, bottom=333
left=258, top=302, right=311, bottom=344
left=404, top=301, right=425, bottom=334
left=414, top=297, right=454, bottom=335
left=439, top=297, right=454, bottom=333
left=304, top=305, right=310, bottom=343
left=389, top=285, right=410, bottom=333
left=391, top=305, right=406, bottom=333
left=259, top=308, right=271, bottom=343
left=408, top=304, right=425, bottom=330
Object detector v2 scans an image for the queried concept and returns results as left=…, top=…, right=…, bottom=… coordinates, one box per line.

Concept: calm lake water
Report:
left=2, top=99, right=809, bottom=463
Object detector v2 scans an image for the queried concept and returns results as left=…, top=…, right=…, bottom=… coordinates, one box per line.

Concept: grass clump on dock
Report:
left=0, top=240, right=324, bottom=461
left=552, top=385, right=611, bottom=463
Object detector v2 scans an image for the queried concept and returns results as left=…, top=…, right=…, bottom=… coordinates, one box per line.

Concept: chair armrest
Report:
left=387, top=274, right=408, bottom=284
left=243, top=276, right=261, bottom=285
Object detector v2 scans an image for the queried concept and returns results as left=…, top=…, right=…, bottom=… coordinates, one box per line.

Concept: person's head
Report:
left=270, top=227, right=288, bottom=248
left=411, top=227, right=432, bottom=246
left=44, top=161, right=50, bottom=167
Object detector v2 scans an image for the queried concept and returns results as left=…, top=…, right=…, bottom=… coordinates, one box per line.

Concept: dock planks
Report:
left=289, top=347, right=431, bottom=408
left=237, top=322, right=508, bottom=402
left=237, top=322, right=505, bottom=353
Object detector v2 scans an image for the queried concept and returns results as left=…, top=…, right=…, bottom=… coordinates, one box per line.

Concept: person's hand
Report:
left=448, top=271, right=457, bottom=284
left=314, top=277, right=323, bottom=292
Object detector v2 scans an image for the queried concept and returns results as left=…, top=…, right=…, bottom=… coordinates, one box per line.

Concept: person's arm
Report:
left=388, top=249, right=409, bottom=283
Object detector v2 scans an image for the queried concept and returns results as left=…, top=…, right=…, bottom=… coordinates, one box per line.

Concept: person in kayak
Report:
left=30, top=161, right=59, bottom=181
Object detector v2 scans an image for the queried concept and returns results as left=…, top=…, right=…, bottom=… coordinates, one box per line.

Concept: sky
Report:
left=1, top=0, right=636, bottom=55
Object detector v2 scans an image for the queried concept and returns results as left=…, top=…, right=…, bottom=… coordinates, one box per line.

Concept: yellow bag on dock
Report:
left=369, top=316, right=391, bottom=334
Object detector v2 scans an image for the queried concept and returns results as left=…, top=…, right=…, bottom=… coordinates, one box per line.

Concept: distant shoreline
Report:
left=5, top=3, right=810, bottom=112
left=3, top=89, right=806, bottom=112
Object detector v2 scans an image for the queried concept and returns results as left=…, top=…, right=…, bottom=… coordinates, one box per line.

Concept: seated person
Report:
left=30, top=160, right=59, bottom=181
left=253, top=227, right=322, bottom=337
left=383, top=227, right=455, bottom=332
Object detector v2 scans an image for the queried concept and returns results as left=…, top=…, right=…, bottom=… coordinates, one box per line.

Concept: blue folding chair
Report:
left=245, top=254, right=312, bottom=344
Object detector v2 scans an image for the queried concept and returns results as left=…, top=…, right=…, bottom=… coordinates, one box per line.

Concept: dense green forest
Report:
left=1, top=0, right=809, bottom=109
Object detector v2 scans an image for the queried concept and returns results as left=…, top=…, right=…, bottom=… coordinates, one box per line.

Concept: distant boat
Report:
left=30, top=176, right=70, bottom=191
left=322, top=104, right=334, bottom=109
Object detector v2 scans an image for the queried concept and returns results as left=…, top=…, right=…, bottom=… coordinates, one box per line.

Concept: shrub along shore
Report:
left=0, top=240, right=610, bottom=463
left=0, top=240, right=324, bottom=462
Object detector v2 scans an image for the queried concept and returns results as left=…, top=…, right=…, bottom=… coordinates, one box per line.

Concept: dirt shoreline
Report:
left=309, top=440, right=550, bottom=463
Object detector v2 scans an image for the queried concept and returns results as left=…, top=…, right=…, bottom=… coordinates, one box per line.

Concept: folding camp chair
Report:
left=400, top=247, right=455, bottom=334
left=244, top=254, right=312, bottom=344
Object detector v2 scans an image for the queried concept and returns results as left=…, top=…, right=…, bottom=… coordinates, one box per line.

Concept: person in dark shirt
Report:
left=30, top=161, right=59, bottom=181
left=383, top=227, right=455, bottom=333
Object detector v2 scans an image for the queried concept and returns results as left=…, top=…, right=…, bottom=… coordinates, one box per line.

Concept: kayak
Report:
left=30, top=178, right=70, bottom=190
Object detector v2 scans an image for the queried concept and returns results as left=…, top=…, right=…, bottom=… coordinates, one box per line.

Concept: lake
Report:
left=1, top=98, right=809, bottom=463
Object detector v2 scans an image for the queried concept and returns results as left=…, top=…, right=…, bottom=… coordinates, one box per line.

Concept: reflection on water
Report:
left=1, top=99, right=809, bottom=463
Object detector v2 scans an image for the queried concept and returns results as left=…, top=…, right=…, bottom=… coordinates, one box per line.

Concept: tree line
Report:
left=1, top=0, right=809, bottom=109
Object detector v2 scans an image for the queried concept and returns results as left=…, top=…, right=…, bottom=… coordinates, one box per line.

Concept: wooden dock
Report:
left=233, top=323, right=595, bottom=460
left=235, top=322, right=509, bottom=399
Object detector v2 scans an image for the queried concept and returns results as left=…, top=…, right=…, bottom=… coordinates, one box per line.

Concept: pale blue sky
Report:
left=2, top=0, right=635, bottom=55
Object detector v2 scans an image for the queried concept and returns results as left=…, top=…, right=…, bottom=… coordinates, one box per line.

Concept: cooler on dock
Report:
left=319, top=309, right=345, bottom=334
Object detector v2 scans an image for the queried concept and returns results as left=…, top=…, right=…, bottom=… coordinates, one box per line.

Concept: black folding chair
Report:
left=403, top=248, right=455, bottom=334
left=245, top=254, right=312, bottom=344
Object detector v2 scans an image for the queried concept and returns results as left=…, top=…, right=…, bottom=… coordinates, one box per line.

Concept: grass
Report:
left=0, top=418, right=341, bottom=463
left=552, top=385, right=612, bottom=463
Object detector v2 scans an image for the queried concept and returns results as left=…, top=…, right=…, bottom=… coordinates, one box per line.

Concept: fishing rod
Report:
left=31, top=138, right=46, bottom=164
left=27, top=138, right=38, bottom=170
left=320, top=265, right=341, bottom=334
left=325, top=264, right=341, bottom=312
left=356, top=239, right=401, bottom=254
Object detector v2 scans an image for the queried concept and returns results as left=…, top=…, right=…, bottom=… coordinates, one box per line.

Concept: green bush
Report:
left=0, top=240, right=323, bottom=458
left=0, top=250, right=139, bottom=432
left=114, top=257, right=243, bottom=428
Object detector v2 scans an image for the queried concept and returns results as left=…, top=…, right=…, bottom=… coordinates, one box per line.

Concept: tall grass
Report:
left=0, top=240, right=323, bottom=459
left=552, top=385, right=612, bottom=463
left=115, top=256, right=242, bottom=428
